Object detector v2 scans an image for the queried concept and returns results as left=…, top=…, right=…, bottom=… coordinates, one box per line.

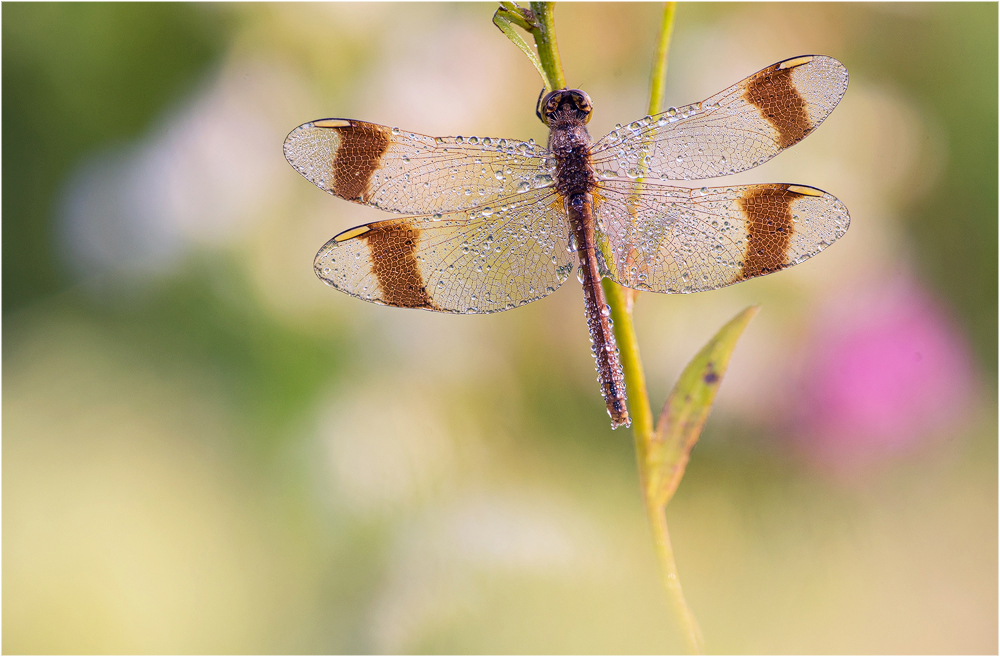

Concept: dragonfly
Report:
left=284, top=55, right=850, bottom=429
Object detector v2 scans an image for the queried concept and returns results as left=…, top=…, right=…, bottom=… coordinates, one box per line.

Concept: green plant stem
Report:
left=649, top=504, right=705, bottom=653
left=605, top=277, right=706, bottom=653
left=514, top=3, right=703, bottom=652
left=529, top=2, right=566, bottom=90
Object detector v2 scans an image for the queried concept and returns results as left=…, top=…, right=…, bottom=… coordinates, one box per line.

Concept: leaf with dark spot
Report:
left=645, top=306, right=759, bottom=508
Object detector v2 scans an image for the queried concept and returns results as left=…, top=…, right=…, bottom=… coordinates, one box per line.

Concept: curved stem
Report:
left=524, top=3, right=702, bottom=652
left=649, top=504, right=705, bottom=654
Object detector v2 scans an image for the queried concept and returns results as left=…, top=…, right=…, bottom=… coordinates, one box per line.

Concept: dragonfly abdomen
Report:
left=567, top=193, right=630, bottom=429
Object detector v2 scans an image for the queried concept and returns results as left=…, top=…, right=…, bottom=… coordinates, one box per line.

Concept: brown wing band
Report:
left=363, top=222, right=435, bottom=309
left=332, top=122, right=390, bottom=202
left=743, top=65, right=811, bottom=148
left=738, top=186, right=801, bottom=280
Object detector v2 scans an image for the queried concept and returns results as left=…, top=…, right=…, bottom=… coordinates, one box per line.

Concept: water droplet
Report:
left=601, top=304, right=611, bottom=317
left=456, top=136, right=464, bottom=143
left=516, top=181, right=530, bottom=193
left=576, top=266, right=585, bottom=283
left=533, top=173, right=554, bottom=188
left=392, top=127, right=400, bottom=135
left=468, top=136, right=479, bottom=145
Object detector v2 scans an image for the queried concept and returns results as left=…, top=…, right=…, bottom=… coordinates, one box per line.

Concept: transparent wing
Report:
left=593, top=179, right=849, bottom=293
left=314, top=188, right=574, bottom=313
left=590, top=55, right=848, bottom=180
left=284, top=119, right=555, bottom=215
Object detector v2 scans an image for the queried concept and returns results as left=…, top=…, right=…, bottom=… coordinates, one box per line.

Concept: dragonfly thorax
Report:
left=549, top=126, right=595, bottom=199
left=541, top=90, right=596, bottom=198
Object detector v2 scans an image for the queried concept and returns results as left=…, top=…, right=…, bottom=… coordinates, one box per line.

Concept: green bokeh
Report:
left=3, top=2, right=226, bottom=310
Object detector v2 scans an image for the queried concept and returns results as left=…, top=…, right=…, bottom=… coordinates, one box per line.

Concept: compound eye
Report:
left=538, top=91, right=561, bottom=125
left=563, top=89, right=593, bottom=122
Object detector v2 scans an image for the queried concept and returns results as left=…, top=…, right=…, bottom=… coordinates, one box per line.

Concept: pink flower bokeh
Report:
left=793, top=277, right=975, bottom=465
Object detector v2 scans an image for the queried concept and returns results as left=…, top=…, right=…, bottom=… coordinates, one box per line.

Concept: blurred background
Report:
left=3, top=3, right=996, bottom=653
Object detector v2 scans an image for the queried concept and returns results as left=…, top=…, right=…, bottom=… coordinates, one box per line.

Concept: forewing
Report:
left=590, top=56, right=848, bottom=180
left=284, top=119, right=555, bottom=215
left=593, top=179, right=849, bottom=293
left=314, top=188, right=573, bottom=313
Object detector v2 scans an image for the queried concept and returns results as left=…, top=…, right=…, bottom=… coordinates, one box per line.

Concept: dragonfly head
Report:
left=538, top=89, right=593, bottom=126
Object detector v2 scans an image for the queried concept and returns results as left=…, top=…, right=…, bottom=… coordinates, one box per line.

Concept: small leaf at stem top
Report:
left=493, top=3, right=553, bottom=91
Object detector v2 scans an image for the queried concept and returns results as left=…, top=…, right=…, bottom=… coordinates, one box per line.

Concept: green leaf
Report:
left=647, top=305, right=760, bottom=508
